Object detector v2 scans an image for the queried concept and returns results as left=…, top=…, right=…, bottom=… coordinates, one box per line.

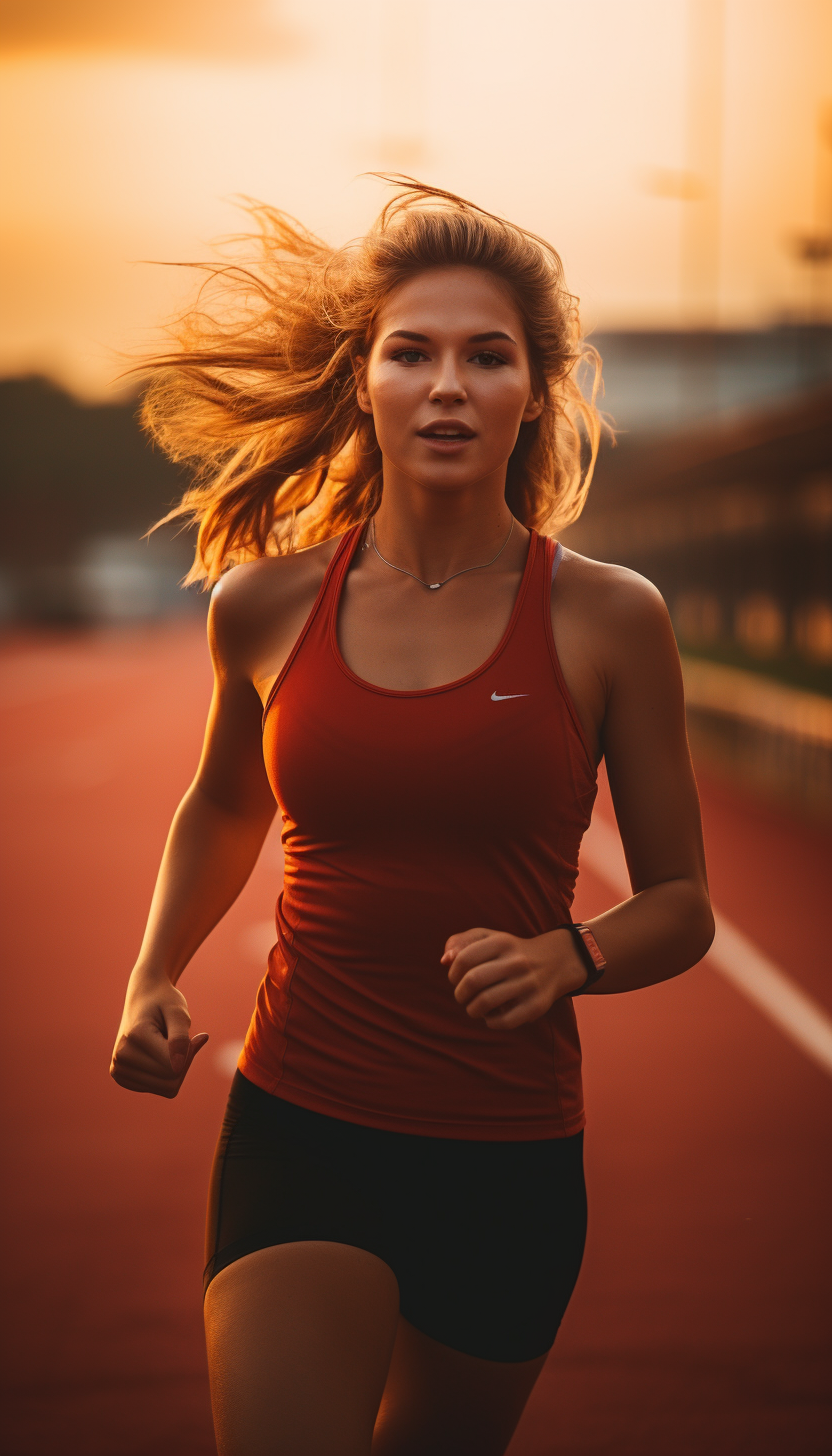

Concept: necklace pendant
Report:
left=369, top=516, right=515, bottom=593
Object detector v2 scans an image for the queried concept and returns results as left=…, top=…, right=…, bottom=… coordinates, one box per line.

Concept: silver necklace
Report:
left=369, top=516, right=515, bottom=590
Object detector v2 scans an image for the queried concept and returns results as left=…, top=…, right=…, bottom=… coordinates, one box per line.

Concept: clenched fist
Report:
left=111, top=972, right=209, bottom=1098
left=442, top=926, right=587, bottom=1030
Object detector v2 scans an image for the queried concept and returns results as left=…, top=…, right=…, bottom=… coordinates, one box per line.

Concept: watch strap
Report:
left=559, top=922, right=607, bottom=995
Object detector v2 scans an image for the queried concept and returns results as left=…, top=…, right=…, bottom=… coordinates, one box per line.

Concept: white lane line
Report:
left=578, top=813, right=633, bottom=899
left=213, top=926, right=279, bottom=1078
left=579, top=814, right=832, bottom=1078
left=241, top=921, right=277, bottom=961
left=708, top=914, right=832, bottom=1075
left=215, top=1040, right=245, bottom=1077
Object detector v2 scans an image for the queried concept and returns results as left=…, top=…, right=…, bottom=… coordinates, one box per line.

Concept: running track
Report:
left=1, top=623, right=830, bottom=1456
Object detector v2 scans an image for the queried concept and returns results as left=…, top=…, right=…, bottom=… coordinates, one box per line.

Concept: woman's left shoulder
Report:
left=552, top=548, right=679, bottom=687
left=556, top=548, right=670, bottom=627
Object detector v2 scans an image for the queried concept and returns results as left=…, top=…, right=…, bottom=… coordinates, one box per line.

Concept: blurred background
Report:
left=2, top=4, right=831, bottom=1455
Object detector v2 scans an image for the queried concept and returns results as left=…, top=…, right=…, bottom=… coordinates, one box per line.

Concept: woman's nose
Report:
left=428, top=353, right=467, bottom=404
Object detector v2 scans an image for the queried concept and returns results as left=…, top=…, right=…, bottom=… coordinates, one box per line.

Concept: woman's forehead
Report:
left=374, top=266, right=523, bottom=340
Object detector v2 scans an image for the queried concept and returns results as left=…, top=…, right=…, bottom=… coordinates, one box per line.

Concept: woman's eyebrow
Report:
left=468, top=331, right=517, bottom=344
left=382, top=329, right=517, bottom=345
left=383, top=330, right=430, bottom=343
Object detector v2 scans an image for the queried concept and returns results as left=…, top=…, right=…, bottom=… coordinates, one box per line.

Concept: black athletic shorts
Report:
left=204, top=1071, right=587, bottom=1363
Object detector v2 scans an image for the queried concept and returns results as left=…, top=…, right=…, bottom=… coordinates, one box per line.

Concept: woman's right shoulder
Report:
left=208, top=535, right=344, bottom=671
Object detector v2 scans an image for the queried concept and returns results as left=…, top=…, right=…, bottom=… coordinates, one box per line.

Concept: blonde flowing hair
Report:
left=140, top=178, right=605, bottom=585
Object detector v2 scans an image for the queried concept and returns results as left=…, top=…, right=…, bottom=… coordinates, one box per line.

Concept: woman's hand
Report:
left=442, top=927, right=588, bottom=1030
left=110, top=971, right=209, bottom=1098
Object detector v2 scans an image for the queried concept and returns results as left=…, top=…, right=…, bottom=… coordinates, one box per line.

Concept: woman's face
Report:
left=357, top=266, right=542, bottom=494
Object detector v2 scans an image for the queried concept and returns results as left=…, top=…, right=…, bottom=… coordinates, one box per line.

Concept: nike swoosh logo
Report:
left=491, top=691, right=529, bottom=701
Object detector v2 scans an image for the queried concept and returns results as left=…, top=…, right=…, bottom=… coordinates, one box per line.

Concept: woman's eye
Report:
left=471, top=351, right=506, bottom=367
left=392, top=349, right=426, bottom=364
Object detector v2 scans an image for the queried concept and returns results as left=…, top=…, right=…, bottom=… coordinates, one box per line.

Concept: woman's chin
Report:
left=391, top=452, right=503, bottom=492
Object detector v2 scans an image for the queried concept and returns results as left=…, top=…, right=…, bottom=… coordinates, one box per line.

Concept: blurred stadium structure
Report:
left=565, top=329, right=832, bottom=818
left=0, top=376, right=200, bottom=626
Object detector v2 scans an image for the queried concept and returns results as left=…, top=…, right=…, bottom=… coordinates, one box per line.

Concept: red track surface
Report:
left=2, top=623, right=830, bottom=1456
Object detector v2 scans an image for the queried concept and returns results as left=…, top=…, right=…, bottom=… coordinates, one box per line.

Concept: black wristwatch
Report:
left=559, top=922, right=607, bottom=995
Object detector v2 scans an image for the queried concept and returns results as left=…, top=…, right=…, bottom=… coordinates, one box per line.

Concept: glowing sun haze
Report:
left=1, top=0, right=829, bottom=398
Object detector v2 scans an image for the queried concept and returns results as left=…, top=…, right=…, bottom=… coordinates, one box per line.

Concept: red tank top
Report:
left=239, top=524, right=598, bottom=1138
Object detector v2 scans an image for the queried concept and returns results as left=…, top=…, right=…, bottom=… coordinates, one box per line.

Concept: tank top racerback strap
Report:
left=262, top=529, right=356, bottom=725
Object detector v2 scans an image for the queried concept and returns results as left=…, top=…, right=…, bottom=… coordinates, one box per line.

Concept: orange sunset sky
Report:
left=1, top=0, right=830, bottom=399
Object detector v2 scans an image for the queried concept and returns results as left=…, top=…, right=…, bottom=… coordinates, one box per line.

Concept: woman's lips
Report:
left=416, top=429, right=476, bottom=453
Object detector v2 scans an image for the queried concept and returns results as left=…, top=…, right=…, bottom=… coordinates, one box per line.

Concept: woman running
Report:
left=111, top=180, right=715, bottom=1456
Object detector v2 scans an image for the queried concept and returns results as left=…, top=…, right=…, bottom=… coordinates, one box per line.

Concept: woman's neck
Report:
left=370, top=476, right=520, bottom=584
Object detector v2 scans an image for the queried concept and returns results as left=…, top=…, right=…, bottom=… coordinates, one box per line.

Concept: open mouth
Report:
left=416, top=423, right=476, bottom=441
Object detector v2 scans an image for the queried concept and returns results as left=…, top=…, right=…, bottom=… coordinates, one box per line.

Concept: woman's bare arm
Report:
left=110, top=540, right=340, bottom=1095
left=445, top=567, right=715, bottom=1026
left=110, top=574, right=279, bottom=1096
left=570, top=569, right=714, bottom=993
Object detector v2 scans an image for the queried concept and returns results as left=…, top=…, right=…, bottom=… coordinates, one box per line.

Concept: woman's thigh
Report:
left=372, top=1315, right=548, bottom=1456
left=204, top=1241, right=400, bottom=1456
